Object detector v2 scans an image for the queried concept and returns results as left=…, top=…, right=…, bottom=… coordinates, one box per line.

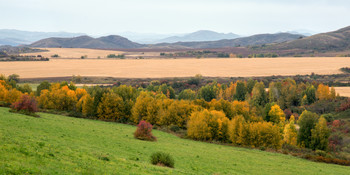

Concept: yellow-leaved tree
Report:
left=283, top=115, right=297, bottom=146
left=131, top=91, right=159, bottom=124
left=6, top=89, right=22, bottom=104
left=97, top=92, right=126, bottom=122
left=0, top=81, right=9, bottom=102
left=159, top=100, right=197, bottom=128
left=82, top=94, right=94, bottom=117
left=76, top=94, right=94, bottom=117
left=316, top=84, right=329, bottom=100
left=75, top=88, right=88, bottom=101
left=232, top=100, right=250, bottom=120
left=228, top=115, right=246, bottom=145
left=268, top=104, right=285, bottom=124
left=246, top=121, right=282, bottom=149
left=187, top=109, right=229, bottom=141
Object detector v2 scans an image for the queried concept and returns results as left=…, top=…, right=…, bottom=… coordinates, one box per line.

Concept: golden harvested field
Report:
left=334, top=87, right=350, bottom=97
left=1, top=57, right=350, bottom=79
left=21, top=48, right=124, bottom=58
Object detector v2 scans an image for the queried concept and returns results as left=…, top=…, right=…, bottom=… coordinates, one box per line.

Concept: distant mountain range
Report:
left=0, top=29, right=85, bottom=46
left=119, top=30, right=240, bottom=44
left=155, top=30, right=240, bottom=43
left=6, top=26, right=349, bottom=54
left=30, top=35, right=143, bottom=49
left=28, top=33, right=302, bottom=49
left=152, top=33, right=304, bottom=49
left=118, top=32, right=175, bottom=44
left=263, top=26, right=350, bottom=52
left=0, top=29, right=242, bottom=46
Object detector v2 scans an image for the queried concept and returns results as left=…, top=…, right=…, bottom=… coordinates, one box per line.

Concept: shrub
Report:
left=150, top=152, right=174, bottom=168
left=107, top=54, right=125, bottom=59
left=340, top=67, right=350, bottom=73
left=10, top=94, right=38, bottom=116
left=169, top=125, right=180, bottom=132
left=134, top=120, right=156, bottom=141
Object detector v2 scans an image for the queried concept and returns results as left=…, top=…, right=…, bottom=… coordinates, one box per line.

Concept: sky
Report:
left=1, top=0, right=350, bottom=35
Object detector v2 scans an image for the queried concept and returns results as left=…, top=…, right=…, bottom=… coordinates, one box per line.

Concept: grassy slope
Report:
left=0, top=107, right=349, bottom=174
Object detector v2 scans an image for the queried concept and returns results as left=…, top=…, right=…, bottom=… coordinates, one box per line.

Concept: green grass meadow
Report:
left=0, top=107, right=349, bottom=174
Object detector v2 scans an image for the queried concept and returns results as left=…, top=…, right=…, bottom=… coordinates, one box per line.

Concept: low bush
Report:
left=134, top=120, right=156, bottom=141
left=10, top=94, right=39, bottom=117
left=314, top=156, right=350, bottom=166
left=340, top=67, right=350, bottom=73
left=150, top=152, right=174, bottom=168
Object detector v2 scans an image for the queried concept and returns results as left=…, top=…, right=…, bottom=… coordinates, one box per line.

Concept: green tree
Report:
left=89, top=86, right=109, bottom=117
left=235, top=81, right=246, bottom=101
left=263, top=102, right=275, bottom=122
left=279, top=79, right=298, bottom=108
left=17, top=84, right=32, bottom=94
left=246, top=79, right=257, bottom=94
left=250, top=82, right=267, bottom=107
left=113, top=85, right=138, bottom=118
left=310, top=117, right=330, bottom=151
left=8, top=74, right=20, bottom=83
left=268, top=82, right=281, bottom=103
left=158, top=84, right=175, bottom=99
left=36, top=81, right=51, bottom=96
left=297, top=110, right=319, bottom=148
left=178, top=89, right=196, bottom=100
left=304, top=85, right=316, bottom=105
left=198, top=83, right=217, bottom=102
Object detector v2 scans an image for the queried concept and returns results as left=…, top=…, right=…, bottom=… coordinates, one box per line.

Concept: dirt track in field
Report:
left=1, top=57, right=350, bottom=78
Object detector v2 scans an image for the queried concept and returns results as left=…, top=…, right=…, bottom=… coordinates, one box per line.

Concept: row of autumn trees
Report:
left=0, top=76, right=334, bottom=151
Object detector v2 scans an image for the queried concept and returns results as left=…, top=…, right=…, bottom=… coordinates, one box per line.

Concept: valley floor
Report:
left=1, top=57, right=349, bottom=79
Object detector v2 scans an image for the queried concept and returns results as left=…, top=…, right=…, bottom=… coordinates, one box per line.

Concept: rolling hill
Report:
left=153, top=33, right=304, bottom=49
left=155, top=30, right=240, bottom=43
left=266, top=26, right=350, bottom=52
left=30, top=35, right=144, bottom=49
left=29, top=32, right=303, bottom=49
left=0, top=107, right=349, bottom=174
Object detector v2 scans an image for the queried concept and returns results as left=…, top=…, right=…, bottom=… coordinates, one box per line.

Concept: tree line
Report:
left=0, top=74, right=337, bottom=153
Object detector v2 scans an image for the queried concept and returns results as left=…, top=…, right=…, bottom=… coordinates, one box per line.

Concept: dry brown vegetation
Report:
left=1, top=57, right=350, bottom=79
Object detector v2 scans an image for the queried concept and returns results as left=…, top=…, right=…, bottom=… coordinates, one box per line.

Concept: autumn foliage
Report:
left=134, top=120, right=156, bottom=141
left=11, top=94, right=38, bottom=114
left=1, top=76, right=344, bottom=164
left=187, top=109, right=229, bottom=141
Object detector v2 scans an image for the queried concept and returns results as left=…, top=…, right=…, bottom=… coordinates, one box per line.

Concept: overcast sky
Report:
left=1, top=0, right=350, bottom=35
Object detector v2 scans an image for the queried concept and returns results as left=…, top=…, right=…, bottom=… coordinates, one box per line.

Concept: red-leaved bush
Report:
left=11, top=94, right=38, bottom=114
left=337, top=98, right=350, bottom=112
left=134, top=120, right=157, bottom=141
